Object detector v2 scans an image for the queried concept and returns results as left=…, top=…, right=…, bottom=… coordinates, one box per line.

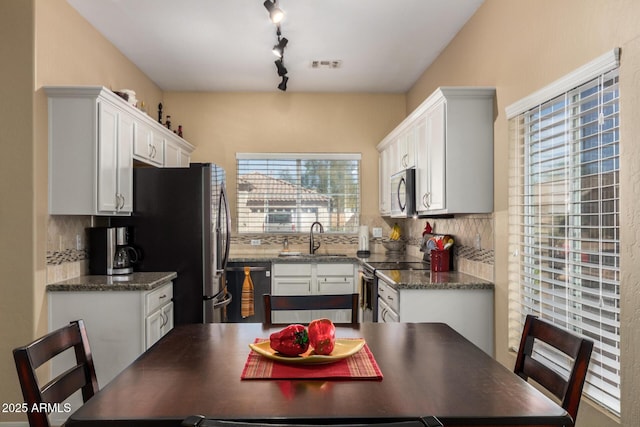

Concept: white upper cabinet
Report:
left=46, top=86, right=195, bottom=215
left=378, top=146, right=391, bottom=215
left=164, top=136, right=193, bottom=167
left=47, top=87, right=134, bottom=215
left=378, top=87, right=495, bottom=216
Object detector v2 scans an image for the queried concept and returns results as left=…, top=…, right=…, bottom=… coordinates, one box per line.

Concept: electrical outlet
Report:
left=76, top=234, right=83, bottom=250
left=251, top=239, right=261, bottom=246
left=372, top=227, right=383, bottom=238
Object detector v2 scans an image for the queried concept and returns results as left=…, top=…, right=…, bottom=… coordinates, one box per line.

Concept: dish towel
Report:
left=241, top=266, right=255, bottom=318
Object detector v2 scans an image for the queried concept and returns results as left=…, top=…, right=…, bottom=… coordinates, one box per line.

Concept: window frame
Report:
left=235, top=153, right=361, bottom=234
left=506, top=49, right=621, bottom=416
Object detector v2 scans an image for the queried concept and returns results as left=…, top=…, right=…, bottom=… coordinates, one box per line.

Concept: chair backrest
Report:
left=13, top=319, right=99, bottom=427
left=263, top=293, right=359, bottom=326
left=514, top=314, right=593, bottom=425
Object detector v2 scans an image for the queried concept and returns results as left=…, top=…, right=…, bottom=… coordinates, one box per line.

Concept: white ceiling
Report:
left=67, top=0, right=484, bottom=93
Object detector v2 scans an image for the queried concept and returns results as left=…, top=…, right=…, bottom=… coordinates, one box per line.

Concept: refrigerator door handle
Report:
left=218, top=184, right=231, bottom=272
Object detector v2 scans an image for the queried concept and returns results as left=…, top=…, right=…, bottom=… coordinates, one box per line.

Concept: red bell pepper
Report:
left=269, top=324, right=309, bottom=356
left=308, top=318, right=336, bottom=355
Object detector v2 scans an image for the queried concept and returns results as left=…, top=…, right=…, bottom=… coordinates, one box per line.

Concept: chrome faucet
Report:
left=309, top=221, right=324, bottom=254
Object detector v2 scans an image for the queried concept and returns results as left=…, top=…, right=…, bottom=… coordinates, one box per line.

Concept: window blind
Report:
left=236, top=153, right=361, bottom=234
left=508, top=68, right=620, bottom=415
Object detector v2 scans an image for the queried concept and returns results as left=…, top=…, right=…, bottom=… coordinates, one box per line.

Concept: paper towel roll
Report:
left=358, top=226, right=369, bottom=251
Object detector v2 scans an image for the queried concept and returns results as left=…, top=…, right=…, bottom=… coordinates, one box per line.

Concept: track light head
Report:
left=278, top=75, right=289, bottom=91
left=263, top=0, right=284, bottom=24
left=275, top=59, right=288, bottom=76
left=272, top=37, right=288, bottom=58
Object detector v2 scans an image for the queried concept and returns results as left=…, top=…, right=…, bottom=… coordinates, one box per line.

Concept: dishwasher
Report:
left=223, top=262, right=271, bottom=323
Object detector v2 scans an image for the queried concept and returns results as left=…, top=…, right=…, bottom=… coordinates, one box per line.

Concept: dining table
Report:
left=64, top=322, right=571, bottom=427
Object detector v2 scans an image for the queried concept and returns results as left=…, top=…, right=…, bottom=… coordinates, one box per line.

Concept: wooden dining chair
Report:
left=514, top=314, right=594, bottom=425
left=263, top=293, right=359, bottom=326
left=13, top=319, right=99, bottom=427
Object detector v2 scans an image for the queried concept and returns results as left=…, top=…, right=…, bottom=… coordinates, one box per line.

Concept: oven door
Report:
left=359, top=266, right=376, bottom=322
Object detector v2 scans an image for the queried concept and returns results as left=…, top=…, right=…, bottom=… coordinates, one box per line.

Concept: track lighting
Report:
left=278, top=75, right=289, bottom=91
left=275, top=59, right=288, bottom=76
left=272, top=37, right=288, bottom=58
left=263, top=2, right=290, bottom=91
left=263, top=0, right=284, bottom=24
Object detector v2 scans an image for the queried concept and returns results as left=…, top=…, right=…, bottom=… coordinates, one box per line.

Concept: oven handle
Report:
left=359, top=268, right=375, bottom=309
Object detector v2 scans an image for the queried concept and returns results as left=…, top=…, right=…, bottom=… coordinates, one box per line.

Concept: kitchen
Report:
left=1, top=1, right=640, bottom=427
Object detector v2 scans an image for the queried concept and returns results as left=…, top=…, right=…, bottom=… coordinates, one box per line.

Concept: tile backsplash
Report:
left=48, top=212, right=494, bottom=283
left=47, top=215, right=92, bottom=283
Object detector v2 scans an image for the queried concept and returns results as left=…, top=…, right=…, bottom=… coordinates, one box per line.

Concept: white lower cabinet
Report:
left=48, top=282, right=174, bottom=392
left=376, top=277, right=494, bottom=356
left=271, top=262, right=356, bottom=324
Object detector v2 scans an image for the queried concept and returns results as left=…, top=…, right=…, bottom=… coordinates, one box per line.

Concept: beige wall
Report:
left=163, top=92, right=406, bottom=229
left=407, top=1, right=639, bottom=425
left=0, top=0, right=163, bottom=421
left=0, top=0, right=36, bottom=419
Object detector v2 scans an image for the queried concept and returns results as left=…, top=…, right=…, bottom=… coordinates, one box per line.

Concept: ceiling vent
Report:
left=311, top=60, right=342, bottom=69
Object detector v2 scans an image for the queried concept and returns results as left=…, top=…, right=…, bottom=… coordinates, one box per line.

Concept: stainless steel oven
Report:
left=359, top=264, right=377, bottom=322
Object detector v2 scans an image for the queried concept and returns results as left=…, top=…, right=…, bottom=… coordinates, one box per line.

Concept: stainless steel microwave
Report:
left=390, top=168, right=416, bottom=218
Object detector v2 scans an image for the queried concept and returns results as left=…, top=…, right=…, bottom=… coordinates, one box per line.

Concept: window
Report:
left=236, top=153, right=361, bottom=233
left=507, top=50, right=620, bottom=415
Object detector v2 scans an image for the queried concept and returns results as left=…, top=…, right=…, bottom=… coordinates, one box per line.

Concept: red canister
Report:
left=430, top=249, right=450, bottom=272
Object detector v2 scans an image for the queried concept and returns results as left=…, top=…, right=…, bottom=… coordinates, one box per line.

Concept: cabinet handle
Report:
left=401, top=154, right=408, bottom=168
left=159, top=294, right=167, bottom=299
left=116, top=193, right=124, bottom=210
left=422, top=192, right=431, bottom=209
left=160, top=311, right=167, bottom=328
left=387, top=295, right=394, bottom=301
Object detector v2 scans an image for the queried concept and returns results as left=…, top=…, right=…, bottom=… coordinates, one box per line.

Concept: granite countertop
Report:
left=376, top=269, right=493, bottom=290
left=46, top=271, right=177, bottom=292
left=229, top=251, right=494, bottom=290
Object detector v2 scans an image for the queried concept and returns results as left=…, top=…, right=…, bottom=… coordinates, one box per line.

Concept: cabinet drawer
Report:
left=316, top=263, right=354, bottom=276
left=145, top=282, right=173, bottom=315
left=273, top=278, right=312, bottom=295
left=317, top=277, right=354, bottom=294
left=377, top=280, right=399, bottom=313
left=273, top=263, right=312, bottom=276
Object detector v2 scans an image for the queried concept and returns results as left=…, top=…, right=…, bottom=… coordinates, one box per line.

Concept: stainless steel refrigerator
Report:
left=111, top=163, right=231, bottom=324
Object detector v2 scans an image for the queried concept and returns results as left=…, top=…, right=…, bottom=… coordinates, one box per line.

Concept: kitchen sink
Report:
left=278, top=252, right=347, bottom=258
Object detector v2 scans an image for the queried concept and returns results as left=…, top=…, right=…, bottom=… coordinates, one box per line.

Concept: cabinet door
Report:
left=379, top=147, right=391, bottom=215
left=164, top=139, right=181, bottom=167
left=416, top=100, right=446, bottom=213
left=150, top=130, right=165, bottom=166
left=97, top=102, right=119, bottom=213
left=161, top=302, right=174, bottom=336
left=145, top=309, right=163, bottom=349
left=396, top=128, right=416, bottom=171
left=272, top=310, right=312, bottom=325
left=314, top=309, right=356, bottom=323
left=117, top=112, right=134, bottom=213
left=134, top=121, right=163, bottom=166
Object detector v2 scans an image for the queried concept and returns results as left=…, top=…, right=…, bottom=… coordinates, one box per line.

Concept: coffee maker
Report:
left=89, top=227, right=138, bottom=275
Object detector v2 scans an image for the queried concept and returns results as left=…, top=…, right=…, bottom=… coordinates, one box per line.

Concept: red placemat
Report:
left=242, top=339, right=383, bottom=380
